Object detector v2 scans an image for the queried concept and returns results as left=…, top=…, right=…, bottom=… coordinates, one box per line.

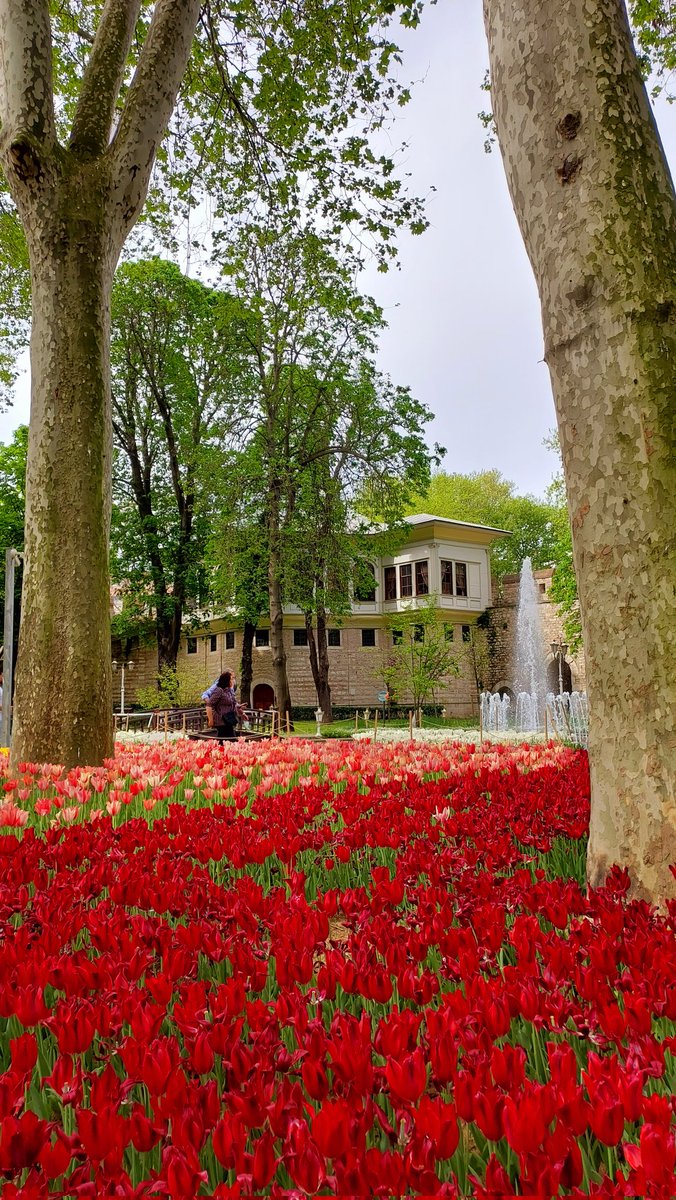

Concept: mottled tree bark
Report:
left=0, top=0, right=201, bottom=766
left=484, top=0, right=676, bottom=901
left=13, top=199, right=115, bottom=766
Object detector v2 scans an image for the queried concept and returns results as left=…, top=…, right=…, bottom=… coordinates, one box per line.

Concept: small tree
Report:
left=110, top=260, right=254, bottom=673
left=220, top=222, right=439, bottom=719
left=136, top=666, right=202, bottom=711
left=462, top=620, right=492, bottom=711
left=383, top=601, right=459, bottom=718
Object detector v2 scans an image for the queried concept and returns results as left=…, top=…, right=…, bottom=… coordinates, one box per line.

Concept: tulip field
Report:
left=0, top=738, right=674, bottom=1198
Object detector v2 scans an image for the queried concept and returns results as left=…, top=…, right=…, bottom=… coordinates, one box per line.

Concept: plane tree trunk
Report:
left=484, top=0, right=676, bottom=901
left=12, top=191, right=115, bottom=766
left=0, top=0, right=201, bottom=767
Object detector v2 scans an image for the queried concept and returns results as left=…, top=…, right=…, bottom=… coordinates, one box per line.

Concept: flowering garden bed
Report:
left=0, top=740, right=674, bottom=1197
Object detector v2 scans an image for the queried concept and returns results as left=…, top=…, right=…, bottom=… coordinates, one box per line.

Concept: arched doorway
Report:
left=547, top=657, right=572, bottom=694
left=252, top=683, right=275, bottom=710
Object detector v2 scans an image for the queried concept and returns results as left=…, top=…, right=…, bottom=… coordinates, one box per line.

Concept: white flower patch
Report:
left=352, top=727, right=547, bottom=745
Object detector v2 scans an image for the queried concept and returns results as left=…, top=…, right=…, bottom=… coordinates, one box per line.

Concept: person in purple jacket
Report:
left=208, top=671, right=239, bottom=738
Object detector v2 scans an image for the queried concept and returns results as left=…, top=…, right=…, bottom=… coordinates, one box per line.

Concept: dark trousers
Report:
left=216, top=722, right=237, bottom=739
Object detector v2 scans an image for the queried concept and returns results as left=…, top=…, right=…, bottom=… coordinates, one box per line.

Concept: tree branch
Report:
left=70, top=0, right=142, bottom=159
left=0, top=0, right=55, bottom=156
left=109, top=0, right=201, bottom=241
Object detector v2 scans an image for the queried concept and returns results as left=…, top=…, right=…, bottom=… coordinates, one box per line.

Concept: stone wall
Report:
left=484, top=568, right=586, bottom=696
left=111, top=636, right=157, bottom=711
left=117, top=620, right=483, bottom=716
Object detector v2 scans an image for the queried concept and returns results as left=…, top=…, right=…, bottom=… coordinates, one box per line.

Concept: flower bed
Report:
left=353, top=727, right=548, bottom=745
left=0, top=740, right=674, bottom=1197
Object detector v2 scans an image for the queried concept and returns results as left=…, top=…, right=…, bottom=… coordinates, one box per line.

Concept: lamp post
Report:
left=550, top=641, right=569, bottom=696
left=1, top=548, right=22, bottom=748
left=112, top=659, right=134, bottom=715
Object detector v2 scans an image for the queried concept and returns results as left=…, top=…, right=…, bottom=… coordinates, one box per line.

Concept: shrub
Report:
left=136, top=666, right=203, bottom=710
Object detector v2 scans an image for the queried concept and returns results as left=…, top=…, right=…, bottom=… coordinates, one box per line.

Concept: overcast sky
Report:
left=1, top=3, right=673, bottom=498
left=360, top=1, right=676, bottom=496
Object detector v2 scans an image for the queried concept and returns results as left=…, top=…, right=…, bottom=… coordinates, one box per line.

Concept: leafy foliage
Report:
left=42, top=2, right=429, bottom=265
left=110, top=259, right=255, bottom=667
left=0, top=211, right=30, bottom=407
left=548, top=540, right=582, bottom=654
left=135, top=665, right=203, bottom=711
left=0, top=1, right=430, bottom=427
left=208, top=220, right=441, bottom=712
left=407, top=469, right=562, bottom=578
left=629, top=0, right=676, bottom=98
left=544, top=435, right=583, bottom=653
left=213, top=221, right=440, bottom=599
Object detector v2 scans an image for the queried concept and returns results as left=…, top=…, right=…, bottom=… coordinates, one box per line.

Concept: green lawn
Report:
left=289, top=715, right=477, bottom=738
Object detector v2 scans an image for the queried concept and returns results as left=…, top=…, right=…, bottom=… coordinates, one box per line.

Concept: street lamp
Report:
left=550, top=641, right=569, bottom=696
left=112, top=659, right=134, bottom=715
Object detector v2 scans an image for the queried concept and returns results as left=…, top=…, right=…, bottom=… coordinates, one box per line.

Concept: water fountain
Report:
left=479, top=558, right=589, bottom=745
left=546, top=691, right=588, bottom=747
left=513, top=557, right=548, bottom=730
left=480, top=691, right=510, bottom=733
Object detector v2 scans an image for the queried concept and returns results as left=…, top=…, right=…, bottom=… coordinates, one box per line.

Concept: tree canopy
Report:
left=210, top=222, right=440, bottom=715
left=408, top=469, right=565, bottom=577
left=110, top=258, right=254, bottom=669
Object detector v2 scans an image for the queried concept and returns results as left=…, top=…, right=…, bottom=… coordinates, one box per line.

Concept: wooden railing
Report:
left=114, top=706, right=278, bottom=736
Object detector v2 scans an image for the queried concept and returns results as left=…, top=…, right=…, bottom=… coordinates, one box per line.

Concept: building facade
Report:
left=113, top=514, right=585, bottom=716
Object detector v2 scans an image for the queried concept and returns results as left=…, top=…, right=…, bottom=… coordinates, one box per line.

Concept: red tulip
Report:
left=164, top=1145, right=208, bottom=1198
left=414, top=1095, right=459, bottom=1159
left=385, top=1048, right=427, bottom=1104
left=129, top=1105, right=161, bottom=1153
left=302, top=1057, right=329, bottom=1101
left=473, top=1087, right=504, bottom=1143
left=38, top=1134, right=71, bottom=1180
left=76, top=1108, right=124, bottom=1162
left=251, top=1129, right=278, bottom=1189
left=588, top=1079, right=625, bottom=1146
left=0, top=1110, right=48, bottom=1172
left=9, top=1032, right=38, bottom=1076
left=627, top=1121, right=676, bottom=1185
left=212, top=1114, right=245, bottom=1171
left=312, top=1098, right=352, bottom=1158
left=284, top=1118, right=325, bottom=1193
